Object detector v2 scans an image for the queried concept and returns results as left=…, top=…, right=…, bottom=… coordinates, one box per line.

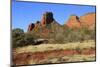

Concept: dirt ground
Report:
left=12, top=40, right=96, bottom=65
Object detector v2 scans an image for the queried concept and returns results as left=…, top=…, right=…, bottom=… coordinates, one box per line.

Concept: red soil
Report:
left=13, top=48, right=95, bottom=65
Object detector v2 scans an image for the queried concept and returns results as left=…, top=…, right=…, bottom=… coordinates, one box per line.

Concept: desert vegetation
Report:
left=14, top=40, right=95, bottom=54
left=12, top=26, right=95, bottom=48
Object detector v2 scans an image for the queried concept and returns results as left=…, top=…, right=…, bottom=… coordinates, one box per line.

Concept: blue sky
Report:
left=12, top=0, right=96, bottom=32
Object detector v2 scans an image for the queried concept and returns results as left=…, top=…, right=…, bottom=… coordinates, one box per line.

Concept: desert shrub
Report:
left=12, top=28, right=24, bottom=37
left=30, top=32, right=43, bottom=39
left=54, top=35, right=66, bottom=44
left=12, top=28, right=25, bottom=48
left=12, top=28, right=35, bottom=48
left=89, top=29, right=96, bottom=40
left=24, top=33, right=35, bottom=45
left=63, top=27, right=95, bottom=43
left=48, top=26, right=95, bottom=43
left=52, top=25, right=67, bottom=44
left=12, top=25, right=95, bottom=47
left=79, top=27, right=95, bottom=41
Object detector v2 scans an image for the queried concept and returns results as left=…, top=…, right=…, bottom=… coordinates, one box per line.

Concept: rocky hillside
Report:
left=27, top=12, right=62, bottom=38
left=27, top=12, right=96, bottom=38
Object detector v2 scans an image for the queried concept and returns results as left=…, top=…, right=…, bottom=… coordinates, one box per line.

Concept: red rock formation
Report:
left=34, top=21, right=41, bottom=32
left=66, top=15, right=81, bottom=29
left=27, top=23, right=35, bottom=32
left=27, top=12, right=96, bottom=33
left=27, top=12, right=56, bottom=33
left=66, top=13, right=96, bottom=29
left=80, top=13, right=96, bottom=29
left=41, top=12, right=54, bottom=26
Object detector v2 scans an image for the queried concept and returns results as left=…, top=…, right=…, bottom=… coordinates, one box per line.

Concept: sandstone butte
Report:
left=27, top=12, right=96, bottom=32
left=27, top=12, right=54, bottom=32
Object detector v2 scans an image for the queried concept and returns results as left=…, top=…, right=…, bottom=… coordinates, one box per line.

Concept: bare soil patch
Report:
left=13, top=47, right=95, bottom=65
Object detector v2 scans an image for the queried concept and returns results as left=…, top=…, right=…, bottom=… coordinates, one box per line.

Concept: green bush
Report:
left=53, top=27, right=95, bottom=43
left=12, top=28, right=25, bottom=48
left=12, top=28, right=35, bottom=48
left=24, top=33, right=35, bottom=45
left=12, top=26, right=95, bottom=47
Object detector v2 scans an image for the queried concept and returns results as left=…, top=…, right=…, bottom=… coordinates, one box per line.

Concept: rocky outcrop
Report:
left=33, top=21, right=41, bottom=32
left=27, top=12, right=95, bottom=33
left=66, top=15, right=81, bottom=29
left=27, top=23, right=35, bottom=32
left=80, top=13, right=96, bottom=29
left=41, top=12, right=54, bottom=26
left=27, top=12, right=55, bottom=32
left=66, top=13, right=96, bottom=29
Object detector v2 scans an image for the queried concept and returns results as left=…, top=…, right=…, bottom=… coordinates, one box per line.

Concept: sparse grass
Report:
left=15, top=40, right=95, bottom=54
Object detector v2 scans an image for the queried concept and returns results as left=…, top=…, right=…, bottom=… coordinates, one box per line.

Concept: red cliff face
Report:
left=27, top=12, right=54, bottom=32
left=66, top=15, right=81, bottom=29
left=34, top=21, right=41, bottom=32
left=80, top=13, right=96, bottom=29
left=66, top=13, right=96, bottom=29
left=27, top=23, right=35, bottom=32
left=41, top=12, right=54, bottom=26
